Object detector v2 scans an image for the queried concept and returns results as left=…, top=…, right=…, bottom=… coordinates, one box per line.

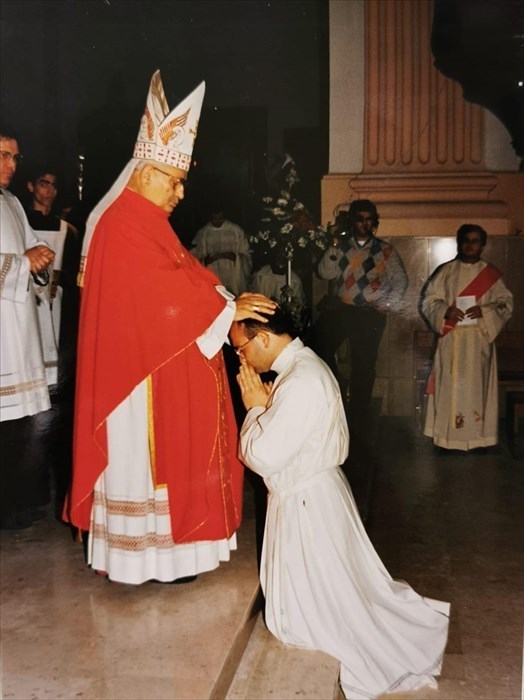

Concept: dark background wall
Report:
left=0, top=0, right=328, bottom=241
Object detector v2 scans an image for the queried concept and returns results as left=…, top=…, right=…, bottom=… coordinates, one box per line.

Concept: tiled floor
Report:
left=358, top=418, right=523, bottom=700
left=0, top=487, right=261, bottom=700
left=226, top=418, right=524, bottom=700
left=1, top=418, right=522, bottom=700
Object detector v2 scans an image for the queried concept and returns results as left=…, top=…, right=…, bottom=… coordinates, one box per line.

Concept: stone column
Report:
left=323, top=0, right=520, bottom=236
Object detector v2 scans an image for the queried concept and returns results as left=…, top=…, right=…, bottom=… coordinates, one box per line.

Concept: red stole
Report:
left=440, top=262, right=502, bottom=337
left=426, top=262, right=502, bottom=395
left=66, top=188, right=243, bottom=539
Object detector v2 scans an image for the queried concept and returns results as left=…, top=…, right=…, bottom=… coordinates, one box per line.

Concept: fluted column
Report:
left=364, top=0, right=483, bottom=174
left=322, top=0, right=515, bottom=237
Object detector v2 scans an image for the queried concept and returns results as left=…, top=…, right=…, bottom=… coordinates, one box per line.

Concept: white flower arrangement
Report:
left=250, top=156, right=331, bottom=267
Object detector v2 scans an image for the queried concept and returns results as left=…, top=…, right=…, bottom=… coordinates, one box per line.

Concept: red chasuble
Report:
left=67, top=188, right=243, bottom=541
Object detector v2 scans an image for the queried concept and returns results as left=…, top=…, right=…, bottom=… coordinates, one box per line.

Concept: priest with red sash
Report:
left=65, top=70, right=276, bottom=584
left=422, top=224, right=513, bottom=451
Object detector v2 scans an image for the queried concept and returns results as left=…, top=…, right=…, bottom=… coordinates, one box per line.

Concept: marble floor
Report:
left=1, top=417, right=523, bottom=700
left=356, top=418, right=523, bottom=700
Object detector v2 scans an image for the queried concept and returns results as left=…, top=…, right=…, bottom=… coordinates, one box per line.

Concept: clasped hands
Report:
left=237, top=358, right=273, bottom=411
left=205, top=252, right=237, bottom=265
left=24, top=245, right=55, bottom=274
left=445, top=304, right=483, bottom=322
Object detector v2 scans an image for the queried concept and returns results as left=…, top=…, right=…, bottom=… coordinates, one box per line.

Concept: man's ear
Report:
left=27, top=182, right=34, bottom=194
left=139, top=164, right=153, bottom=185
left=258, top=330, right=271, bottom=348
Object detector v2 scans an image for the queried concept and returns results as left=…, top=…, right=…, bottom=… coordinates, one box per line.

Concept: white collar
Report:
left=271, top=337, right=304, bottom=374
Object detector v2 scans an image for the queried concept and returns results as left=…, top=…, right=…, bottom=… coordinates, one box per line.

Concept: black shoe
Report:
left=153, top=575, right=198, bottom=585
left=172, top=575, right=197, bottom=584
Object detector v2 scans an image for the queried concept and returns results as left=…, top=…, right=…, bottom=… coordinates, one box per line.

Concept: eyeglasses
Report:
left=150, top=166, right=185, bottom=190
left=0, top=150, right=23, bottom=164
left=37, top=179, right=57, bottom=190
left=234, top=335, right=257, bottom=356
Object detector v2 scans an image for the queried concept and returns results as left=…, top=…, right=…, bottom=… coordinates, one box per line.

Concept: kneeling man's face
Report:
left=230, top=322, right=271, bottom=374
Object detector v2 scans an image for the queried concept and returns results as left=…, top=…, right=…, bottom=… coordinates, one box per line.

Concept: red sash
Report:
left=426, top=262, right=502, bottom=395
left=440, top=263, right=501, bottom=337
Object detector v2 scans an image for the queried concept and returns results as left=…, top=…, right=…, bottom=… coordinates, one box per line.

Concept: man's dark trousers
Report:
left=312, top=302, right=387, bottom=433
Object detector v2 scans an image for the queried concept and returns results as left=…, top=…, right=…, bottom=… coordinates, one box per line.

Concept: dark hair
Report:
left=239, top=306, right=298, bottom=340
left=0, top=125, right=19, bottom=142
left=456, top=224, right=487, bottom=247
left=347, top=199, right=379, bottom=229
left=27, top=164, right=60, bottom=186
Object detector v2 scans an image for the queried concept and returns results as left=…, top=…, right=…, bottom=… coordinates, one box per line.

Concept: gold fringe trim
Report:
left=91, top=524, right=174, bottom=551
left=93, top=491, right=170, bottom=517
left=0, top=377, right=48, bottom=397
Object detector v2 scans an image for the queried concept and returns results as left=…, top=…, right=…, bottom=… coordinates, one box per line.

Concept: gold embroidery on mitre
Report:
left=159, top=108, right=190, bottom=146
left=145, top=106, right=155, bottom=140
left=189, top=117, right=200, bottom=147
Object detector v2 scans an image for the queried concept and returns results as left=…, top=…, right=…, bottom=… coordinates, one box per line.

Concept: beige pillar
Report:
left=323, top=0, right=522, bottom=236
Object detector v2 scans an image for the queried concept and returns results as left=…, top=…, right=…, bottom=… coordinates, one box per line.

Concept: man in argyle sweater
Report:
left=312, top=200, right=407, bottom=437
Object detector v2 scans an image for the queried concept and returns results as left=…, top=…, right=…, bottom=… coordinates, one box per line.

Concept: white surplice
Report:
left=32, top=221, right=68, bottom=385
left=249, top=264, right=306, bottom=305
left=0, top=188, right=51, bottom=421
left=191, top=219, right=251, bottom=296
left=239, top=338, right=450, bottom=700
left=89, top=288, right=238, bottom=585
left=422, top=259, right=513, bottom=450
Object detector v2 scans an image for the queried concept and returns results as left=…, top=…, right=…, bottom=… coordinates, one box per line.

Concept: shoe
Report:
left=153, top=575, right=198, bottom=585
left=172, top=575, right=197, bottom=584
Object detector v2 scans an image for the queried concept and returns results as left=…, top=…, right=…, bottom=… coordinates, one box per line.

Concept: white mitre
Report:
left=79, top=71, right=206, bottom=283
left=134, top=70, right=205, bottom=171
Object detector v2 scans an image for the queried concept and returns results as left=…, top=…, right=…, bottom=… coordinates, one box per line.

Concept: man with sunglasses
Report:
left=0, top=126, right=55, bottom=530
left=66, top=71, right=275, bottom=585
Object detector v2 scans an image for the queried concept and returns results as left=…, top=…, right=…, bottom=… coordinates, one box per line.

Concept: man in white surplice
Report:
left=191, top=206, right=251, bottom=296
left=422, top=224, right=513, bottom=451
left=0, top=127, right=55, bottom=530
left=232, top=308, right=450, bottom=700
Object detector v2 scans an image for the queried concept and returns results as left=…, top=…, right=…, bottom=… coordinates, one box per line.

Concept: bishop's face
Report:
left=145, top=164, right=187, bottom=213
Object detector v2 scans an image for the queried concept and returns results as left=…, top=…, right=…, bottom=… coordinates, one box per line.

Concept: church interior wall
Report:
left=321, top=0, right=523, bottom=418
left=371, top=235, right=522, bottom=418
left=313, top=232, right=523, bottom=418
